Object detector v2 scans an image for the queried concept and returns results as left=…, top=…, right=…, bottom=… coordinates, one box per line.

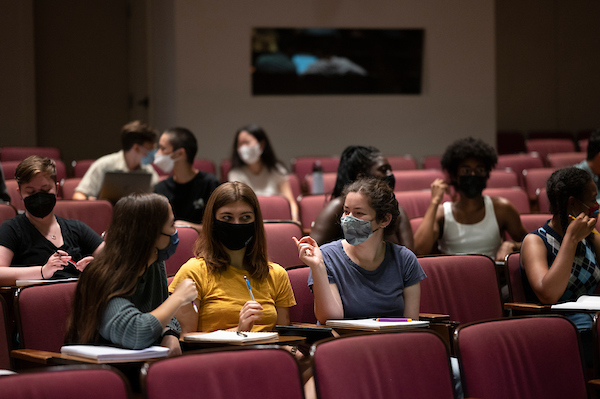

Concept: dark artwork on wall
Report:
left=252, top=28, right=424, bottom=96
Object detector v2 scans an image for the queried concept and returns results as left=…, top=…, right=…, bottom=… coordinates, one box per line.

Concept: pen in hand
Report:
left=569, top=214, right=600, bottom=236
left=191, top=300, right=198, bottom=313
left=243, top=275, right=255, bottom=301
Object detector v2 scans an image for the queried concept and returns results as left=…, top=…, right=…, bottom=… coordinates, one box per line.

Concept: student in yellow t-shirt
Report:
left=169, top=181, right=296, bottom=333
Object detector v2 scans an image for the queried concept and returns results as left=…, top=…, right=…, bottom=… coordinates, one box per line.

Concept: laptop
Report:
left=98, top=172, right=152, bottom=204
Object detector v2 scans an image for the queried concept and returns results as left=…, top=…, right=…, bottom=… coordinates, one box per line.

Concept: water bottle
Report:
left=311, top=160, right=324, bottom=194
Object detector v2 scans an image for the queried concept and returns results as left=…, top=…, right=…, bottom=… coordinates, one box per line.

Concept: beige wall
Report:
left=150, top=0, right=496, bottom=167
left=496, top=0, right=600, bottom=133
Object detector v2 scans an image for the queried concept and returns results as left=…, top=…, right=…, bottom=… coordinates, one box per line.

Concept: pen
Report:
left=191, top=300, right=198, bottom=313
left=569, top=215, right=600, bottom=236
left=243, top=275, right=255, bottom=301
left=375, top=318, right=412, bottom=322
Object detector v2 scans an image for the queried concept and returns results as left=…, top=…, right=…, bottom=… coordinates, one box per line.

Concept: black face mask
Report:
left=214, top=220, right=255, bottom=251
left=381, top=174, right=396, bottom=191
left=457, top=175, right=487, bottom=199
left=24, top=192, right=56, bottom=218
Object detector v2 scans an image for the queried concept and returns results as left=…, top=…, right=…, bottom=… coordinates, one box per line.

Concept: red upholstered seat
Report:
left=386, top=155, right=418, bottom=170
left=526, top=138, right=576, bottom=164
left=165, top=226, right=198, bottom=276
left=312, top=331, right=455, bottom=399
left=71, top=159, right=95, bottom=178
left=522, top=167, right=555, bottom=200
left=392, top=169, right=445, bottom=191
left=0, top=296, right=11, bottom=370
left=418, top=254, right=502, bottom=325
left=0, top=146, right=61, bottom=162
left=2, top=159, right=67, bottom=186
left=291, top=156, right=340, bottom=193
left=53, top=200, right=113, bottom=235
left=15, top=281, right=77, bottom=352
left=483, top=187, right=530, bottom=214
left=487, top=168, right=519, bottom=188
left=0, top=204, right=17, bottom=225
left=519, top=213, right=550, bottom=235
left=257, top=195, right=292, bottom=221
left=143, top=348, right=304, bottom=399
left=504, top=252, right=525, bottom=303
left=60, top=177, right=82, bottom=199
left=298, top=194, right=329, bottom=233
left=422, top=155, right=442, bottom=170
left=394, top=190, right=451, bottom=220
left=455, top=315, right=588, bottom=399
left=264, top=221, right=303, bottom=269
left=496, top=153, right=544, bottom=187
left=305, top=172, right=337, bottom=195
left=220, top=158, right=231, bottom=182
left=287, top=266, right=316, bottom=324
left=0, top=365, right=131, bottom=399
left=4, top=180, right=22, bottom=211
left=547, top=152, right=586, bottom=168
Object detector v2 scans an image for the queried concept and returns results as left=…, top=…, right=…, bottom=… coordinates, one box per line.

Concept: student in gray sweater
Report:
left=65, top=193, right=197, bottom=356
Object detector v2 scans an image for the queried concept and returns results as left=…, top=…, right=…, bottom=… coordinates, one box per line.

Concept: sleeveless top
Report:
left=438, top=196, right=502, bottom=258
left=521, top=221, right=600, bottom=303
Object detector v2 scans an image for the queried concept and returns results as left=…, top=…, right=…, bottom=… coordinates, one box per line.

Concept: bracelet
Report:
left=40, top=266, right=45, bottom=280
left=162, top=328, right=180, bottom=340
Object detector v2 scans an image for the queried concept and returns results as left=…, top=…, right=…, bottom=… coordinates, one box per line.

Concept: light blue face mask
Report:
left=141, top=148, right=157, bottom=165
left=340, top=215, right=378, bottom=245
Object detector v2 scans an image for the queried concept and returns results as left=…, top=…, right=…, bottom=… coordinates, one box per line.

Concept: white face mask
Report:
left=153, top=152, right=177, bottom=173
left=238, top=143, right=263, bottom=165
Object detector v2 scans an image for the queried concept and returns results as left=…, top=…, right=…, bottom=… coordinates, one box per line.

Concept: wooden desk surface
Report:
left=11, top=349, right=162, bottom=365
left=180, top=334, right=305, bottom=350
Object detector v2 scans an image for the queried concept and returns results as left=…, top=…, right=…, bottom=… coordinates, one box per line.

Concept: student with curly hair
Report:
left=414, top=137, right=527, bottom=261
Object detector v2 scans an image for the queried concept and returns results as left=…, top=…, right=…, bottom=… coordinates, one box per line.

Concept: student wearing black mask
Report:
left=414, top=137, right=527, bottom=261
left=0, top=156, right=104, bottom=285
left=169, top=181, right=296, bottom=334
left=310, top=145, right=414, bottom=250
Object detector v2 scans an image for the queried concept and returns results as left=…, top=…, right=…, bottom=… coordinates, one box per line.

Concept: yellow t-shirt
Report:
left=169, top=258, right=296, bottom=332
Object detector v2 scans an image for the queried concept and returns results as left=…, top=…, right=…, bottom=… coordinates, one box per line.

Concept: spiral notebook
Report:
left=60, top=345, right=169, bottom=362
left=183, top=330, right=279, bottom=343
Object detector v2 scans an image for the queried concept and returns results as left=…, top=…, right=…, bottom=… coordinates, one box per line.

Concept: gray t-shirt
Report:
left=308, top=240, right=426, bottom=318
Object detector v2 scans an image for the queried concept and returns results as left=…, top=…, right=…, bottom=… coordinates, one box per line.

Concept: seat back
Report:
left=0, top=365, right=131, bottom=399
left=547, top=152, right=586, bottom=168
left=394, top=190, right=451, bottom=219
left=53, top=200, right=113, bottom=235
left=483, top=187, right=530, bottom=213
left=455, top=316, right=587, bottom=399
left=220, top=159, right=231, bottom=182
left=526, top=138, right=576, bottom=163
left=0, top=204, right=17, bottom=225
left=418, top=255, right=502, bottom=325
left=5, top=179, right=23, bottom=211
left=15, top=281, right=77, bottom=352
left=537, top=187, right=550, bottom=213
left=291, top=156, right=340, bottom=181
left=288, top=173, right=302, bottom=200
left=286, top=266, right=316, bottom=323
left=409, top=217, right=423, bottom=234
left=143, top=348, right=304, bottom=399
left=72, top=159, right=95, bottom=178
left=422, top=155, right=441, bottom=170
left=312, top=331, right=455, bottom=399
left=519, top=213, right=550, bottom=235
left=264, top=221, right=303, bottom=269
left=165, top=227, right=199, bottom=276
left=392, top=169, right=445, bottom=191
left=305, top=172, right=337, bottom=195
left=522, top=167, right=555, bottom=200
left=257, top=195, right=292, bottom=221
left=504, top=252, right=525, bottom=302
left=386, top=155, right=418, bottom=170
left=298, top=194, right=329, bottom=233
left=192, top=159, right=216, bottom=176
left=0, top=295, right=11, bottom=370
left=496, top=153, right=544, bottom=187
left=487, top=168, right=519, bottom=188
left=0, top=146, right=61, bottom=162
left=61, top=178, right=83, bottom=200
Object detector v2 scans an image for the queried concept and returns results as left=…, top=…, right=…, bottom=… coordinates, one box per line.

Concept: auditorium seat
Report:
left=164, top=227, right=198, bottom=276
left=60, top=178, right=82, bottom=200
left=0, top=146, right=61, bottom=162
left=298, top=194, right=329, bottom=233
left=142, top=347, right=304, bottom=399
left=483, top=187, right=530, bottom=214
left=257, top=195, right=292, bottom=221
left=1, top=159, right=67, bottom=184
left=53, top=200, right=113, bottom=235
left=264, top=221, right=303, bottom=269
left=287, top=266, right=317, bottom=324
left=537, top=187, right=550, bottom=213
left=496, top=153, right=544, bottom=187
left=547, top=152, right=586, bottom=168
left=519, top=213, right=550, bottom=235
left=487, top=168, right=519, bottom=188
left=421, top=155, right=442, bottom=170
left=4, top=180, right=23, bottom=211
left=504, top=252, right=525, bottom=303
left=305, top=172, right=337, bottom=195
left=71, top=159, right=95, bottom=178
left=0, top=204, right=17, bottom=225
left=312, top=331, right=455, bottom=399
left=522, top=167, right=555, bottom=201
left=0, top=295, right=11, bottom=370
left=291, top=156, right=339, bottom=192
left=455, top=315, right=588, bottom=399
left=220, top=159, right=231, bottom=182
left=192, top=159, right=216, bottom=176
left=392, top=169, right=445, bottom=191
left=526, top=138, right=576, bottom=164
left=394, top=190, right=451, bottom=220
left=386, top=155, right=418, bottom=170
left=288, top=174, right=302, bottom=200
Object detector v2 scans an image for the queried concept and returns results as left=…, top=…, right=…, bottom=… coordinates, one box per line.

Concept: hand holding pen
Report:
left=238, top=275, right=263, bottom=331
left=568, top=214, right=600, bottom=241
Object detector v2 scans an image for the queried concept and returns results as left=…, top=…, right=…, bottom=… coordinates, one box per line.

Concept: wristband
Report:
left=41, top=266, right=46, bottom=280
left=162, top=328, right=180, bottom=340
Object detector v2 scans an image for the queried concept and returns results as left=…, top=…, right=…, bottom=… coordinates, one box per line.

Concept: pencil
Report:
left=569, top=215, right=600, bottom=236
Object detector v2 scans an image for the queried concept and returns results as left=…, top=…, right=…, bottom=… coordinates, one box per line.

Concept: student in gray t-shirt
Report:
left=296, top=177, right=425, bottom=324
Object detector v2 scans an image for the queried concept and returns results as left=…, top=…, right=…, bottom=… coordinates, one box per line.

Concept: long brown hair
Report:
left=65, top=193, right=170, bottom=344
left=194, top=181, right=269, bottom=280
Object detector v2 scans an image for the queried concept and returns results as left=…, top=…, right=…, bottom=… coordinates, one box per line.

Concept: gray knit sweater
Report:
left=98, top=261, right=181, bottom=349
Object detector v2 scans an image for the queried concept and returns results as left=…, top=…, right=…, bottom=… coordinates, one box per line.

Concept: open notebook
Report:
left=60, top=345, right=169, bottom=362
left=183, top=331, right=279, bottom=343
left=551, top=295, right=600, bottom=311
left=325, top=318, right=429, bottom=329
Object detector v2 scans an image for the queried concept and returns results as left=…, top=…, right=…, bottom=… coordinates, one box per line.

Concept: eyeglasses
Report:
left=458, top=166, right=487, bottom=177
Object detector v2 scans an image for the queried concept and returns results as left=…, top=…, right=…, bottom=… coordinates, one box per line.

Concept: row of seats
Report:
left=3, top=316, right=593, bottom=399
left=497, top=129, right=593, bottom=154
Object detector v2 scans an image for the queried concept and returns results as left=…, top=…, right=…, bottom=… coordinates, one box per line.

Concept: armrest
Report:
left=503, top=302, right=551, bottom=313
left=419, top=313, right=450, bottom=322
left=11, top=349, right=97, bottom=365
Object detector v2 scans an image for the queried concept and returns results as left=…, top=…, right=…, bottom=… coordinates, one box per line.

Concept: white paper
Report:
left=551, top=295, right=600, bottom=310
left=183, top=330, right=279, bottom=343
left=60, top=345, right=169, bottom=361
left=325, top=318, right=429, bottom=329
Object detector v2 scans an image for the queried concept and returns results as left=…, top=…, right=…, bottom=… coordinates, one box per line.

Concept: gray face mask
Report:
left=340, top=215, right=378, bottom=245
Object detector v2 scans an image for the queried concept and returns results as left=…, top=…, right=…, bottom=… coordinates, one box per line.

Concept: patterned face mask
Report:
left=340, top=215, right=379, bottom=245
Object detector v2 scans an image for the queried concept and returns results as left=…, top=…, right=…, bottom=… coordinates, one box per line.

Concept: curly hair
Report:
left=441, top=137, right=497, bottom=177
left=547, top=167, right=592, bottom=231
left=342, top=177, right=400, bottom=235
left=332, top=146, right=382, bottom=198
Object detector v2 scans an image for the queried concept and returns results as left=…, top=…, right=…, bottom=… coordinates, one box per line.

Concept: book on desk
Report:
left=183, top=330, right=279, bottom=343
left=60, top=345, right=169, bottom=362
left=551, top=295, right=600, bottom=311
left=325, top=318, right=429, bottom=329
